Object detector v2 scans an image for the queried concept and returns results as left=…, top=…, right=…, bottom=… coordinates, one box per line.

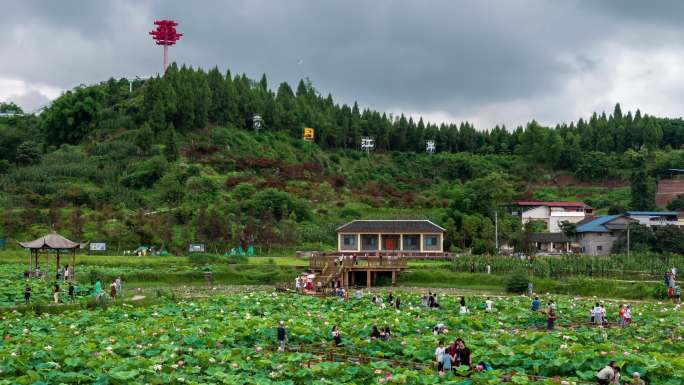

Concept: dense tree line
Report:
left=32, top=65, right=684, bottom=171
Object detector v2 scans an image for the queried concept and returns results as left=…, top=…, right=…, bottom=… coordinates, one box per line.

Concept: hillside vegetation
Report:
left=2, top=65, right=684, bottom=254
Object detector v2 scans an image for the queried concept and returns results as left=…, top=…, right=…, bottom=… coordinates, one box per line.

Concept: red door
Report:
left=385, top=238, right=397, bottom=250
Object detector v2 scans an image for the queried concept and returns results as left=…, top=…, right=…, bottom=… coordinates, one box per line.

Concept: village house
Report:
left=526, top=232, right=573, bottom=254
left=516, top=201, right=593, bottom=233
left=575, top=215, right=635, bottom=256
left=625, top=211, right=679, bottom=228
left=336, top=219, right=445, bottom=254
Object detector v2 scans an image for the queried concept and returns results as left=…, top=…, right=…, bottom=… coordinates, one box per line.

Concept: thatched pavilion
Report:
left=19, top=232, right=81, bottom=276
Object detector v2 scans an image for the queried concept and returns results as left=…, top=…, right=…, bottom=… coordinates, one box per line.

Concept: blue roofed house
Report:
left=575, top=215, right=636, bottom=256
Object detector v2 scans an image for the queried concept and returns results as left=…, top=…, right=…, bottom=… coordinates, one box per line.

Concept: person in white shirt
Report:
left=673, top=266, right=678, bottom=278
left=592, top=303, right=605, bottom=325
left=623, top=305, right=632, bottom=326
left=433, top=323, right=446, bottom=335
left=459, top=305, right=469, bottom=315
left=485, top=297, right=494, bottom=312
left=295, top=276, right=301, bottom=292
left=596, top=361, right=616, bottom=385
left=434, top=340, right=446, bottom=372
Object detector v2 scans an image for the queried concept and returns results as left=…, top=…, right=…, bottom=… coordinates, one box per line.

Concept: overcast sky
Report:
left=2, top=1, right=684, bottom=129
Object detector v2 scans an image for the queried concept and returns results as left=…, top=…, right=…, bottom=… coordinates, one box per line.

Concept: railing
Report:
left=300, top=251, right=458, bottom=260
left=309, top=255, right=407, bottom=269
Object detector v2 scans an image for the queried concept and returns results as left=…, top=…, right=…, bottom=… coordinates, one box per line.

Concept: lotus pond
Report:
left=0, top=291, right=682, bottom=384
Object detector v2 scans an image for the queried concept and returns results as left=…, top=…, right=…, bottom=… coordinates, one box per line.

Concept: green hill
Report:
left=1, top=65, right=683, bottom=254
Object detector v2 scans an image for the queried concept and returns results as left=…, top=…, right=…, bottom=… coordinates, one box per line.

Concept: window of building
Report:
left=596, top=245, right=603, bottom=251
left=424, top=235, right=440, bottom=250
left=403, top=235, right=420, bottom=250
left=361, top=234, right=379, bottom=250
left=343, top=235, right=356, bottom=246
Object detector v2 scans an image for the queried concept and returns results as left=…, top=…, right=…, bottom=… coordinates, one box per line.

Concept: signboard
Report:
left=361, top=137, right=375, bottom=155
left=426, top=140, right=436, bottom=154
left=252, top=114, right=263, bottom=133
left=188, top=242, right=206, bottom=253
left=303, top=127, right=315, bottom=141
left=89, top=242, right=107, bottom=252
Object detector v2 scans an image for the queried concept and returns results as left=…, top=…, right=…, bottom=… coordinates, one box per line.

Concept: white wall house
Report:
left=549, top=211, right=586, bottom=233
left=625, top=211, right=679, bottom=228
left=517, top=201, right=593, bottom=233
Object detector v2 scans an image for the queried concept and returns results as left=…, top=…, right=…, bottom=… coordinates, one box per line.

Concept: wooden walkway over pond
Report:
left=308, top=255, right=408, bottom=288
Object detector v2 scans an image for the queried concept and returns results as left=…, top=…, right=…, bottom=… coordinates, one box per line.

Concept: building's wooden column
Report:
left=420, top=234, right=424, bottom=252
left=366, top=270, right=371, bottom=288
left=399, top=234, right=403, bottom=252
left=377, top=234, right=381, bottom=251
left=356, top=234, right=360, bottom=252
left=351, top=271, right=355, bottom=287
left=391, top=271, right=397, bottom=286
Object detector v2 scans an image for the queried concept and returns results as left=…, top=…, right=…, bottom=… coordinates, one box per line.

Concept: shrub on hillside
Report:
left=15, top=141, right=42, bottom=165
left=120, top=156, right=167, bottom=188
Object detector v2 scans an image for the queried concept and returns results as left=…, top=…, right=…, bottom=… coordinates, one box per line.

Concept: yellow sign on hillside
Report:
left=303, top=127, right=315, bottom=141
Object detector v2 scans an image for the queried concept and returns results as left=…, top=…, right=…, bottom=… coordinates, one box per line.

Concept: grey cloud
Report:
left=6, top=89, right=51, bottom=113
left=1, top=0, right=684, bottom=128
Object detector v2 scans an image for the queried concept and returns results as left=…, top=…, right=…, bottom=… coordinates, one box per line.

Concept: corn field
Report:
left=452, top=253, right=684, bottom=280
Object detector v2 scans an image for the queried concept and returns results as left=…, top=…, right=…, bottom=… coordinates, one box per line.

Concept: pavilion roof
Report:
left=19, top=233, right=80, bottom=249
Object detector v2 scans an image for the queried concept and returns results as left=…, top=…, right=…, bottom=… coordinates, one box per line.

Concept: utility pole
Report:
left=627, top=223, right=630, bottom=258
left=495, top=210, right=499, bottom=254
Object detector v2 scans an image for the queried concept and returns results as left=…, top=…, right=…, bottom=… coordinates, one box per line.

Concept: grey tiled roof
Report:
left=336, top=220, right=445, bottom=233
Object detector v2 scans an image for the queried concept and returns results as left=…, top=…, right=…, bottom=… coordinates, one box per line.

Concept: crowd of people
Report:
left=93, top=277, right=123, bottom=301
left=21, top=274, right=123, bottom=305
left=294, top=274, right=316, bottom=293
left=272, top=289, right=652, bottom=382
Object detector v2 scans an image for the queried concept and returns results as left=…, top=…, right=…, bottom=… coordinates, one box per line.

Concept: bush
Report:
left=653, top=284, right=669, bottom=300
left=505, top=271, right=530, bottom=294
left=188, top=253, right=223, bottom=264
left=88, top=269, right=103, bottom=284
left=0, top=159, right=10, bottom=174
left=15, top=141, right=42, bottom=165
left=226, top=254, right=248, bottom=264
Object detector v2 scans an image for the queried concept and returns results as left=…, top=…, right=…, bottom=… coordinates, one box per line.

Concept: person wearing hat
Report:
left=631, top=372, right=645, bottom=385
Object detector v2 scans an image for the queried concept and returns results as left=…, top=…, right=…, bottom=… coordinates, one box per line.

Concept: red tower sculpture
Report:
left=149, top=20, right=183, bottom=72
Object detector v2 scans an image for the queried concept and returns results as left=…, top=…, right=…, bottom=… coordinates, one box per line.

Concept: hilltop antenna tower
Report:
left=149, top=20, right=183, bottom=72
